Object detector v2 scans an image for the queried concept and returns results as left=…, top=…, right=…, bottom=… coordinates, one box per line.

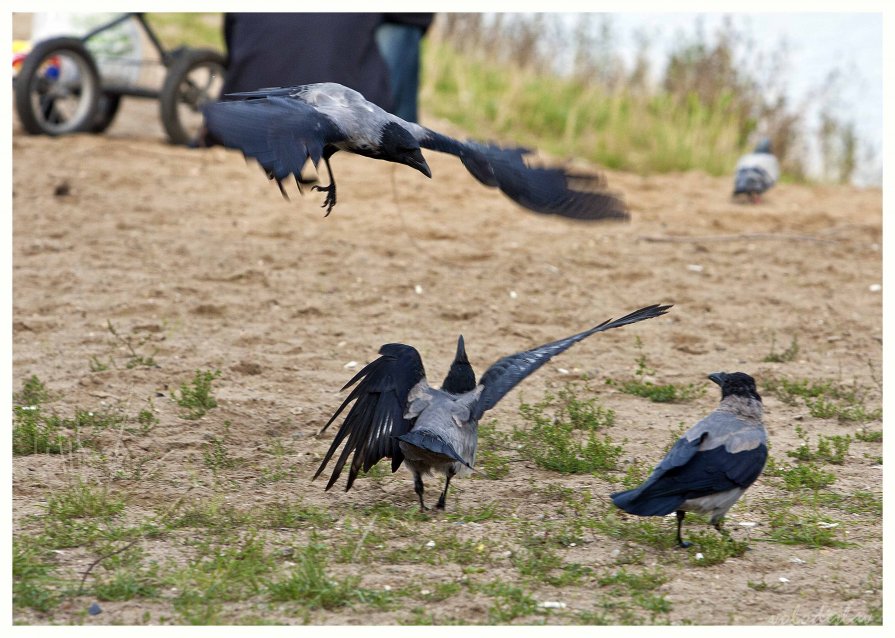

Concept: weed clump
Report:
left=606, top=340, right=706, bottom=403
left=514, top=382, right=621, bottom=474
left=175, top=369, right=221, bottom=419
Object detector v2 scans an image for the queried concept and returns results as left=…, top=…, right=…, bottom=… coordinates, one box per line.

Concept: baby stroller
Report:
left=13, top=12, right=225, bottom=145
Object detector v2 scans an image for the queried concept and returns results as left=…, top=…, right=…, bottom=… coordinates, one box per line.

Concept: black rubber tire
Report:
left=90, top=92, right=122, bottom=133
left=159, top=48, right=226, bottom=145
left=14, top=37, right=101, bottom=136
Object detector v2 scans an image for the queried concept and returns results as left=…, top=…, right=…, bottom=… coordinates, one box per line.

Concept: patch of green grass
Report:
left=606, top=344, right=706, bottom=403
left=423, top=533, right=497, bottom=567
left=609, top=377, right=706, bottom=403
left=589, top=567, right=674, bottom=622
left=512, top=534, right=592, bottom=586
left=89, top=355, right=111, bottom=372
left=146, top=13, right=224, bottom=50
left=475, top=419, right=511, bottom=480
left=424, top=581, right=464, bottom=602
left=617, top=459, right=651, bottom=489
left=39, top=518, right=105, bottom=549
left=203, top=434, right=238, bottom=473
left=258, top=440, right=297, bottom=485
left=168, top=500, right=252, bottom=532
left=14, top=374, right=50, bottom=406
left=766, top=509, right=847, bottom=548
left=763, top=335, right=800, bottom=363
left=444, top=502, right=501, bottom=523
left=778, top=463, right=837, bottom=492
left=47, top=408, right=127, bottom=433
left=473, top=580, right=539, bottom=623
left=171, top=534, right=274, bottom=622
left=260, top=500, right=333, bottom=529
left=684, top=529, right=748, bottom=565
left=93, top=562, right=162, bottom=601
left=133, top=402, right=159, bottom=432
left=45, top=480, right=126, bottom=520
left=13, top=401, right=131, bottom=456
left=763, top=377, right=831, bottom=404
left=12, top=539, right=60, bottom=613
left=855, top=429, right=882, bottom=443
left=813, top=490, right=882, bottom=517
left=593, top=509, right=680, bottom=551
left=598, top=566, right=667, bottom=591
left=763, top=376, right=881, bottom=423
left=514, top=382, right=621, bottom=474
left=787, top=427, right=850, bottom=465
left=267, top=540, right=388, bottom=611
left=332, top=525, right=389, bottom=565
left=174, top=369, right=221, bottom=420
left=422, top=35, right=781, bottom=178
left=13, top=405, right=75, bottom=456
left=358, top=501, right=430, bottom=523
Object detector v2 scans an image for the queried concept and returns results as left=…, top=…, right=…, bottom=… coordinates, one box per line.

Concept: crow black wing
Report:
left=471, top=304, right=670, bottom=420
left=314, top=344, right=426, bottom=491
left=203, top=91, right=343, bottom=189
left=610, top=443, right=768, bottom=516
left=417, top=129, right=628, bottom=221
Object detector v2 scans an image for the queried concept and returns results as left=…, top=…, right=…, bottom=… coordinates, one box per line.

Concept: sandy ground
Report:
left=11, top=81, right=882, bottom=626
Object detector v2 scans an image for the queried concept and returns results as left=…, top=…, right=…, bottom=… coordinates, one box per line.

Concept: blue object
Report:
left=375, top=23, right=423, bottom=122
left=88, top=602, right=102, bottom=616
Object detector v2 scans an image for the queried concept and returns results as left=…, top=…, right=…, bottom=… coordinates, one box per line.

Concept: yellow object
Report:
left=12, top=39, right=31, bottom=75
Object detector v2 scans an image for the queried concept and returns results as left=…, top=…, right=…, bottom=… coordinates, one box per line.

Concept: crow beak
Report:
left=455, top=335, right=468, bottom=362
left=405, top=150, right=432, bottom=178
left=707, top=372, right=727, bottom=386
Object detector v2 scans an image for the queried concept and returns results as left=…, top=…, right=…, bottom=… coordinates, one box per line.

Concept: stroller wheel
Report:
left=90, top=93, right=122, bottom=134
left=14, top=37, right=101, bottom=136
left=159, top=48, right=226, bottom=146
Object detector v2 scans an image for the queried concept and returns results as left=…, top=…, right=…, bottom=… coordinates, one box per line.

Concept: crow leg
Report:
left=676, top=510, right=692, bottom=548
left=435, top=468, right=456, bottom=510
left=713, top=518, right=730, bottom=539
left=413, top=471, right=428, bottom=511
left=311, top=156, right=337, bottom=215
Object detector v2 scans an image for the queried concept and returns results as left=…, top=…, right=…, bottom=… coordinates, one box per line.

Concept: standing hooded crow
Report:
left=611, top=372, right=767, bottom=547
left=315, top=304, right=670, bottom=510
left=733, top=139, right=780, bottom=203
left=202, top=82, right=628, bottom=220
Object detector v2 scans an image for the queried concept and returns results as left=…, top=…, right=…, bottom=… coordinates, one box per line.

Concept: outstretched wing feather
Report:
left=472, top=304, right=670, bottom=420
left=417, top=129, right=628, bottom=221
left=314, top=344, right=426, bottom=491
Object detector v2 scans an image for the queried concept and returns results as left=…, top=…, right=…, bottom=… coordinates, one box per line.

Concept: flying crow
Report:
left=611, top=372, right=767, bottom=547
left=733, top=139, right=780, bottom=203
left=202, top=82, right=628, bottom=220
left=315, top=304, right=670, bottom=510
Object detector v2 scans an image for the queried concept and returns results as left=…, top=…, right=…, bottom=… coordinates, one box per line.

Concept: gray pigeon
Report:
left=611, top=372, right=767, bottom=547
left=733, top=139, right=780, bottom=203
left=315, top=304, right=671, bottom=510
left=203, top=82, right=628, bottom=220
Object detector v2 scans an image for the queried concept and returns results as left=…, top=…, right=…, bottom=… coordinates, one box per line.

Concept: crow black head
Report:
left=708, top=372, right=761, bottom=402
left=379, top=122, right=431, bottom=177
left=441, top=335, right=477, bottom=395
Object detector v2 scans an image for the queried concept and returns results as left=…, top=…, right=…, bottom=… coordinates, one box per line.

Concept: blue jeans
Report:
left=376, top=23, right=423, bottom=122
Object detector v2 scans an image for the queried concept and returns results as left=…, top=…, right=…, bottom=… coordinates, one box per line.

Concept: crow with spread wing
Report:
left=203, top=82, right=627, bottom=220
left=314, top=304, right=670, bottom=510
